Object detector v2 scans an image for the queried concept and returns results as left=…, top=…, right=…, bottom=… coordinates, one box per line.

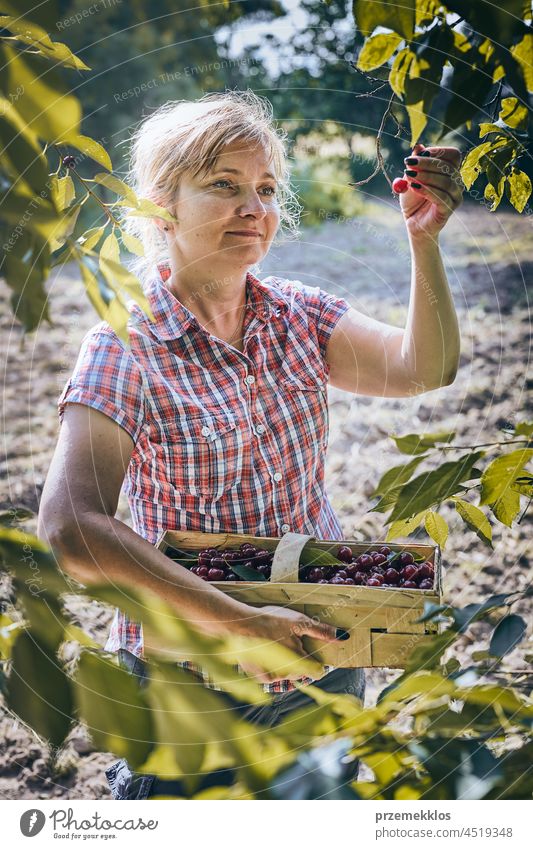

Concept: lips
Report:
left=227, top=230, right=262, bottom=236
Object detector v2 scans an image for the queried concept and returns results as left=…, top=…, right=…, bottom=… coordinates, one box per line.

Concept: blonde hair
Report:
left=121, top=90, right=302, bottom=284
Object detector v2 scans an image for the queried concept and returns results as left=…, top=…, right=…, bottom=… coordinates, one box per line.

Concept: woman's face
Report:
left=165, top=137, right=281, bottom=280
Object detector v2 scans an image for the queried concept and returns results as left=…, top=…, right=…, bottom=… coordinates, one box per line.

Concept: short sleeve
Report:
left=58, top=325, right=144, bottom=442
left=294, top=283, right=352, bottom=361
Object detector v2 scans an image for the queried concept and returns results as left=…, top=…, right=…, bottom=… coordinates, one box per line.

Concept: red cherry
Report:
left=399, top=552, right=415, bottom=566
left=403, top=580, right=418, bottom=589
left=367, top=577, right=382, bottom=587
left=329, top=576, right=345, bottom=584
left=62, top=155, right=76, bottom=169
left=357, top=554, right=373, bottom=572
left=307, top=567, right=324, bottom=582
left=353, top=572, right=366, bottom=585
left=401, top=564, right=418, bottom=580
left=336, top=570, right=348, bottom=579
left=257, top=564, right=271, bottom=578
left=417, top=562, right=434, bottom=579
left=196, top=566, right=208, bottom=578
left=419, top=579, right=434, bottom=590
left=345, top=563, right=358, bottom=576
left=378, top=546, right=392, bottom=556
left=337, top=545, right=353, bottom=563
left=371, top=552, right=387, bottom=566
left=207, top=568, right=225, bottom=581
left=318, top=579, right=329, bottom=584
left=344, top=577, right=355, bottom=585
left=384, top=568, right=400, bottom=584
left=392, top=177, right=409, bottom=194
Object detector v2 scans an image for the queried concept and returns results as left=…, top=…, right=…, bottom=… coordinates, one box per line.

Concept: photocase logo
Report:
left=20, top=809, right=46, bottom=837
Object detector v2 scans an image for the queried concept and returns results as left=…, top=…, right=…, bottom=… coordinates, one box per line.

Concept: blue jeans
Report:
left=105, top=650, right=366, bottom=799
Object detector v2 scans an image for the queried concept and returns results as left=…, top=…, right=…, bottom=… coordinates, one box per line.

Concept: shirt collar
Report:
left=134, top=262, right=289, bottom=342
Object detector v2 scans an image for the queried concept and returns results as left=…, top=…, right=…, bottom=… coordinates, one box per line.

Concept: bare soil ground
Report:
left=1, top=200, right=531, bottom=799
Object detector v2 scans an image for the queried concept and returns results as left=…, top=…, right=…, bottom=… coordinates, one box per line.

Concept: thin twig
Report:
left=348, top=91, right=396, bottom=188
left=436, top=439, right=532, bottom=451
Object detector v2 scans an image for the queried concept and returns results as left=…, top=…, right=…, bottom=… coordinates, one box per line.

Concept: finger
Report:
left=406, top=179, right=461, bottom=215
left=404, top=168, right=463, bottom=202
left=297, top=617, right=341, bottom=643
left=419, top=146, right=462, bottom=167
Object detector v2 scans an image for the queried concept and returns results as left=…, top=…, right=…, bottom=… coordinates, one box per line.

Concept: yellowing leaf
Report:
left=389, top=48, right=415, bottom=97
left=424, top=511, right=448, bottom=548
left=356, top=32, right=402, bottom=72
left=406, top=100, right=427, bottom=146
left=499, top=97, right=529, bottom=131
left=77, top=226, right=107, bottom=251
left=480, top=449, right=533, bottom=526
left=461, top=141, right=493, bottom=189
left=123, top=197, right=176, bottom=223
left=0, top=15, right=90, bottom=71
left=452, top=498, right=492, bottom=548
left=511, top=35, right=533, bottom=92
left=484, top=177, right=505, bottom=211
left=386, top=510, right=428, bottom=541
left=506, top=170, right=532, bottom=213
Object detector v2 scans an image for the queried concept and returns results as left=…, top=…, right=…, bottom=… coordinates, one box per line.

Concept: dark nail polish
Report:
left=335, top=628, right=350, bottom=641
left=405, top=169, right=417, bottom=177
left=420, top=150, right=431, bottom=157
left=405, top=157, right=418, bottom=165
left=411, top=182, right=422, bottom=189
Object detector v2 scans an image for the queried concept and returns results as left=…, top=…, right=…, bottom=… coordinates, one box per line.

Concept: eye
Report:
left=261, top=185, right=277, bottom=196
left=212, top=179, right=234, bottom=189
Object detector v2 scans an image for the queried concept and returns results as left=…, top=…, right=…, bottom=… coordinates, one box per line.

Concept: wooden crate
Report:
left=156, top=529, right=444, bottom=669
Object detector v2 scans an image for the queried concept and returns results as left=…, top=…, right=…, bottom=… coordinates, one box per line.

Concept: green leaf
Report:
left=403, top=631, right=458, bottom=673
left=122, top=197, right=177, bottom=223
left=300, top=544, right=344, bottom=568
left=371, top=455, right=427, bottom=498
left=478, top=122, right=507, bottom=138
left=392, top=431, right=455, bottom=455
left=353, top=0, right=415, bottom=39
left=452, top=498, right=493, bottom=548
left=388, top=452, right=484, bottom=523
left=356, top=32, right=402, bottom=72
left=0, top=15, right=90, bottom=71
left=231, top=563, right=268, bottom=582
left=484, top=176, right=506, bottom=211
left=443, top=55, right=494, bottom=132
left=75, top=651, right=154, bottom=768
left=380, top=671, right=455, bottom=705
left=93, top=172, right=138, bottom=206
left=450, top=593, right=520, bottom=633
left=515, top=421, right=533, bottom=438
left=506, top=170, right=532, bottom=213
left=0, top=44, right=81, bottom=142
left=51, top=175, right=75, bottom=211
left=406, top=99, right=427, bottom=146
left=0, top=614, right=23, bottom=660
left=389, top=48, right=415, bottom=97
left=48, top=202, right=82, bottom=252
left=489, top=614, right=527, bottom=658
left=499, top=96, right=529, bottom=131
left=480, top=449, right=533, bottom=519
left=424, top=511, right=448, bottom=548
left=62, top=134, right=112, bottom=171
left=6, top=631, right=73, bottom=749
left=386, top=510, right=428, bottom=541
left=77, top=226, right=107, bottom=252
left=121, top=232, right=145, bottom=256
left=0, top=98, right=49, bottom=194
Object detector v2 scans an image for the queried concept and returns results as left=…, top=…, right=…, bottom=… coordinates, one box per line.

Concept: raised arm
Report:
left=38, top=403, right=338, bottom=680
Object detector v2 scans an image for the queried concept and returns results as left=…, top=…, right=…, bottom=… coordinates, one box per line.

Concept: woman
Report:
left=38, top=91, right=462, bottom=798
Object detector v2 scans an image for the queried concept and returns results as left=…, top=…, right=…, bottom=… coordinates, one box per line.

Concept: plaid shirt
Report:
left=58, top=262, right=351, bottom=693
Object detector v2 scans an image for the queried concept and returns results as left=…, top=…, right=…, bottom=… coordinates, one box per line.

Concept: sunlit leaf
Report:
left=386, top=510, right=428, bottom=541
left=356, top=32, right=402, bottom=72
left=499, top=96, right=529, bottom=131
left=0, top=15, right=90, bottom=71
left=506, top=170, right=532, bottom=213
left=353, top=0, right=415, bottom=39
left=424, top=511, right=448, bottom=548
left=480, top=449, right=533, bottom=523
left=452, top=498, right=493, bottom=548
left=389, top=48, right=415, bottom=97
left=391, top=431, right=455, bottom=455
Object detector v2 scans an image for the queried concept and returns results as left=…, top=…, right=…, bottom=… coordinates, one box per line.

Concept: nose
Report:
left=236, top=187, right=268, bottom=219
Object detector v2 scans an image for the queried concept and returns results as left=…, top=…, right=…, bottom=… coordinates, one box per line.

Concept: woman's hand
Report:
left=398, top=143, right=464, bottom=240
left=236, top=604, right=341, bottom=684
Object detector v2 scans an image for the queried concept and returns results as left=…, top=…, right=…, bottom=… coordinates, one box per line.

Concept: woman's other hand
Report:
left=236, top=603, right=341, bottom=684
left=398, top=142, right=464, bottom=240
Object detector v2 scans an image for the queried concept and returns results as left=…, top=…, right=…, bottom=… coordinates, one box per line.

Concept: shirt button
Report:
left=201, top=426, right=211, bottom=437
left=273, top=472, right=282, bottom=482
left=244, top=374, right=255, bottom=385
left=280, top=524, right=290, bottom=533
left=256, top=423, right=266, bottom=434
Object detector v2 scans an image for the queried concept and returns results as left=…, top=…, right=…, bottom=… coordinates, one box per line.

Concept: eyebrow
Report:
left=211, top=167, right=277, bottom=181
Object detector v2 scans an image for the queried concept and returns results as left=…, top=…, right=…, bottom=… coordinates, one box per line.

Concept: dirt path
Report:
left=1, top=201, right=531, bottom=798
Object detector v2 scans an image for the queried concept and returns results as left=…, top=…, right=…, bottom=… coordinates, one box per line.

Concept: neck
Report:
left=163, top=264, right=249, bottom=337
